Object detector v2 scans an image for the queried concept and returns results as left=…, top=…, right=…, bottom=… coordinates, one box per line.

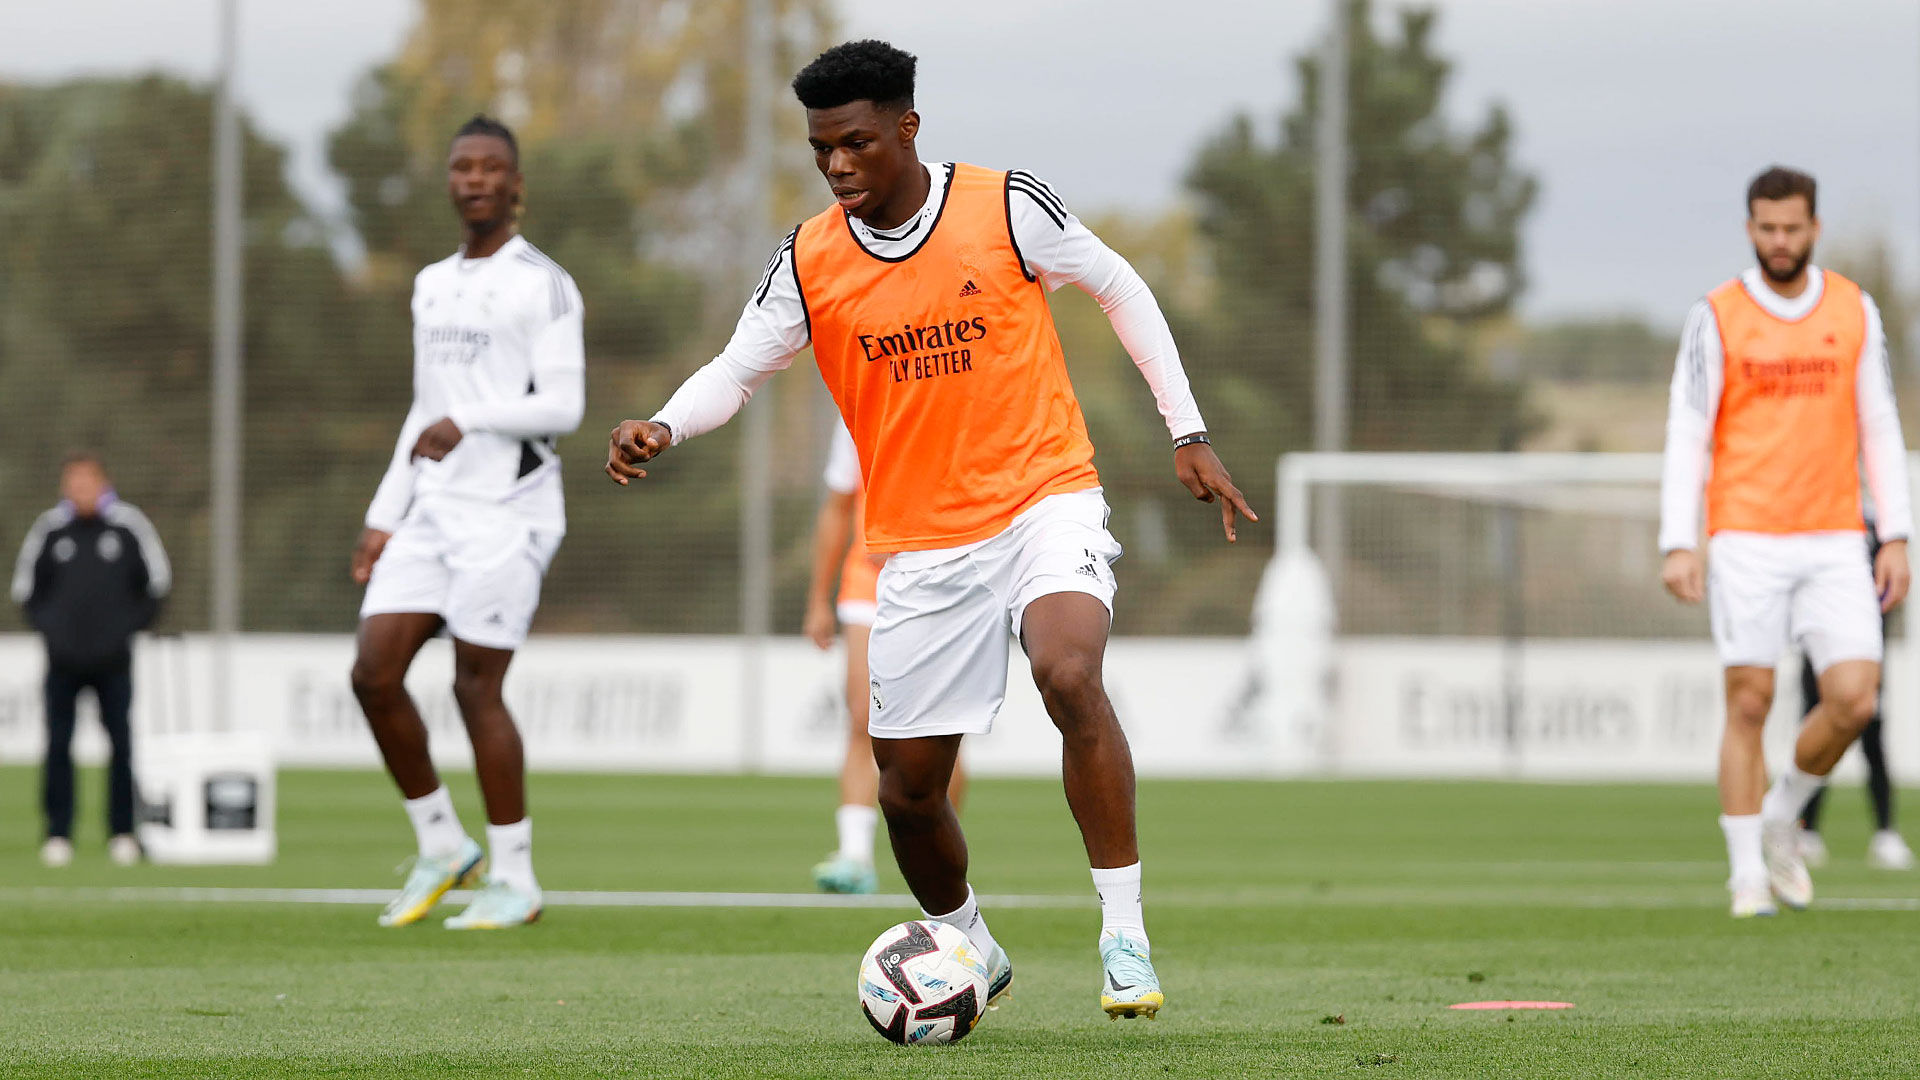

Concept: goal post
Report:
left=1259, top=451, right=1916, bottom=781
left=1278, top=452, right=1664, bottom=555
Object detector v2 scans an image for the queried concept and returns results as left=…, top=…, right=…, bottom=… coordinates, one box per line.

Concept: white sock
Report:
left=403, top=786, right=466, bottom=859
left=1761, top=764, right=1827, bottom=825
left=835, top=804, right=879, bottom=863
left=1720, top=813, right=1765, bottom=889
left=486, top=818, right=539, bottom=896
left=923, top=886, right=999, bottom=958
left=1091, top=863, right=1148, bottom=949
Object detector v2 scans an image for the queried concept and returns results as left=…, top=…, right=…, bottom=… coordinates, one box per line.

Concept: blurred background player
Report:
left=11, top=453, right=170, bottom=868
left=608, top=39, right=1256, bottom=1019
left=348, top=115, right=585, bottom=930
left=1659, top=165, right=1912, bottom=918
left=1795, top=512, right=1914, bottom=871
left=802, top=417, right=967, bottom=894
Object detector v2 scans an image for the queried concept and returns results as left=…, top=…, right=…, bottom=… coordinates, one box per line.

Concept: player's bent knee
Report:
left=1829, top=685, right=1879, bottom=732
left=349, top=659, right=403, bottom=703
left=1032, top=652, right=1106, bottom=713
left=876, top=781, right=945, bottom=829
left=450, top=668, right=504, bottom=711
left=1723, top=684, right=1773, bottom=727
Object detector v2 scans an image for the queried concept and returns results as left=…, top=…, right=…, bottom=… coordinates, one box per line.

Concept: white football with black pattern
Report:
left=856, top=919, right=991, bottom=1045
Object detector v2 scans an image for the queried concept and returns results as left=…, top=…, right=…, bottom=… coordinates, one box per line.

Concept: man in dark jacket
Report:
left=10, top=454, right=170, bottom=866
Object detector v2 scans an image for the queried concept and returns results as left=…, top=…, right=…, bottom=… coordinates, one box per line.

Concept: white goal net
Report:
left=1257, top=452, right=1914, bottom=782
left=1278, top=452, right=1689, bottom=640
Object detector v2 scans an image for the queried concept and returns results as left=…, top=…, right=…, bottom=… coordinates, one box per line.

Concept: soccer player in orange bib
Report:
left=803, top=416, right=967, bottom=895
left=1660, top=166, right=1913, bottom=918
left=608, top=40, right=1255, bottom=1018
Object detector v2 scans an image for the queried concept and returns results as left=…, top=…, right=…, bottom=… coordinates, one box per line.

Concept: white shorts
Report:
left=1707, top=530, right=1881, bottom=673
left=359, top=502, right=561, bottom=650
left=836, top=600, right=877, bottom=628
left=866, top=488, right=1121, bottom=739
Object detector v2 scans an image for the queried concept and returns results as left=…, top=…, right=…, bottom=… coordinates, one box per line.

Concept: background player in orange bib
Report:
left=1659, top=166, right=1913, bottom=918
left=802, top=417, right=966, bottom=895
left=608, top=40, right=1255, bottom=1019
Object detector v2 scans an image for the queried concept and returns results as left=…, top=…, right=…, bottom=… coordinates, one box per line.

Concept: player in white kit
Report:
left=349, top=116, right=585, bottom=930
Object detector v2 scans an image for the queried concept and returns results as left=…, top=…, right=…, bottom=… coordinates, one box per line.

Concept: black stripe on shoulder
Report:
left=1008, top=180, right=1066, bottom=231
left=1007, top=169, right=1065, bottom=213
left=1003, top=174, right=1037, bottom=283
left=788, top=225, right=811, bottom=338
left=1007, top=170, right=1066, bottom=220
left=1013, top=171, right=1075, bottom=215
left=756, top=228, right=799, bottom=307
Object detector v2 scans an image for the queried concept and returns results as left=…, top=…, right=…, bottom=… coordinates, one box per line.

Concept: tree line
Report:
left=0, top=0, right=1536, bottom=637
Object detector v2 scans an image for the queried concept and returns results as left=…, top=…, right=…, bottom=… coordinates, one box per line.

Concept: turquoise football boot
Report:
left=812, top=854, right=879, bottom=895
left=444, top=876, right=543, bottom=930
left=378, top=838, right=483, bottom=928
left=1099, top=932, right=1164, bottom=1019
left=984, top=942, right=1014, bottom=1009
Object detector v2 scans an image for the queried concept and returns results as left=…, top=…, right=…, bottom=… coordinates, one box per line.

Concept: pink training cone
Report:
left=1449, top=1001, right=1574, bottom=1010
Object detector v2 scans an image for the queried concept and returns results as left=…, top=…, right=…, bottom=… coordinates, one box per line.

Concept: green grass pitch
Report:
left=3, top=767, right=1918, bottom=1078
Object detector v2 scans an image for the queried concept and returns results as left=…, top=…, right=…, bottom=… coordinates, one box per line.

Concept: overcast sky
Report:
left=5, top=0, right=1916, bottom=325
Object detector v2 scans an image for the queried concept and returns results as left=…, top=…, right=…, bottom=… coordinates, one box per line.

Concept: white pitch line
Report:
left=1819, top=897, right=1920, bottom=911
left=4, top=886, right=1093, bottom=910
left=7, top=886, right=1918, bottom=912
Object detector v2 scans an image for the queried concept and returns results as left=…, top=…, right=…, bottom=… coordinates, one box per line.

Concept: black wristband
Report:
left=1172, top=432, right=1211, bottom=451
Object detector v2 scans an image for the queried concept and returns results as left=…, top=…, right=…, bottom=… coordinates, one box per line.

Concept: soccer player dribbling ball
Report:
left=1659, top=165, right=1913, bottom=918
left=803, top=417, right=968, bottom=895
left=607, top=40, right=1256, bottom=1018
left=350, top=116, right=586, bottom=930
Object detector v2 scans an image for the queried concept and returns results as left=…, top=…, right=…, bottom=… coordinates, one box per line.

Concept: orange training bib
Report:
left=1706, top=271, right=1866, bottom=536
left=793, top=163, right=1101, bottom=552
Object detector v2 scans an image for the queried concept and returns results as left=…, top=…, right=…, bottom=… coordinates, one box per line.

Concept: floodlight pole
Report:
left=738, top=0, right=775, bottom=772
left=1313, top=0, right=1350, bottom=584
left=210, top=0, right=244, bottom=732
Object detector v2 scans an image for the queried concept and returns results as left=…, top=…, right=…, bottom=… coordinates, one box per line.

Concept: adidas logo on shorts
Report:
left=1076, top=547, right=1103, bottom=580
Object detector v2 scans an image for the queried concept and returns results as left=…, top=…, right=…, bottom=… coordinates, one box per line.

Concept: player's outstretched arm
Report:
left=1173, top=438, right=1258, bottom=543
left=607, top=233, right=809, bottom=488
left=1004, top=172, right=1254, bottom=541
left=605, top=420, right=672, bottom=485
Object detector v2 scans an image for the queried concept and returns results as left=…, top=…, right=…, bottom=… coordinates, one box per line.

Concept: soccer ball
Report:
left=857, top=919, right=991, bottom=1045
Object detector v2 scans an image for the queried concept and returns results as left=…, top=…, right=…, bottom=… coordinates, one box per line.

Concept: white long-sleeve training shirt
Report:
left=366, top=235, right=586, bottom=533
left=1658, top=265, right=1913, bottom=552
left=823, top=418, right=862, bottom=497
left=650, top=162, right=1207, bottom=446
